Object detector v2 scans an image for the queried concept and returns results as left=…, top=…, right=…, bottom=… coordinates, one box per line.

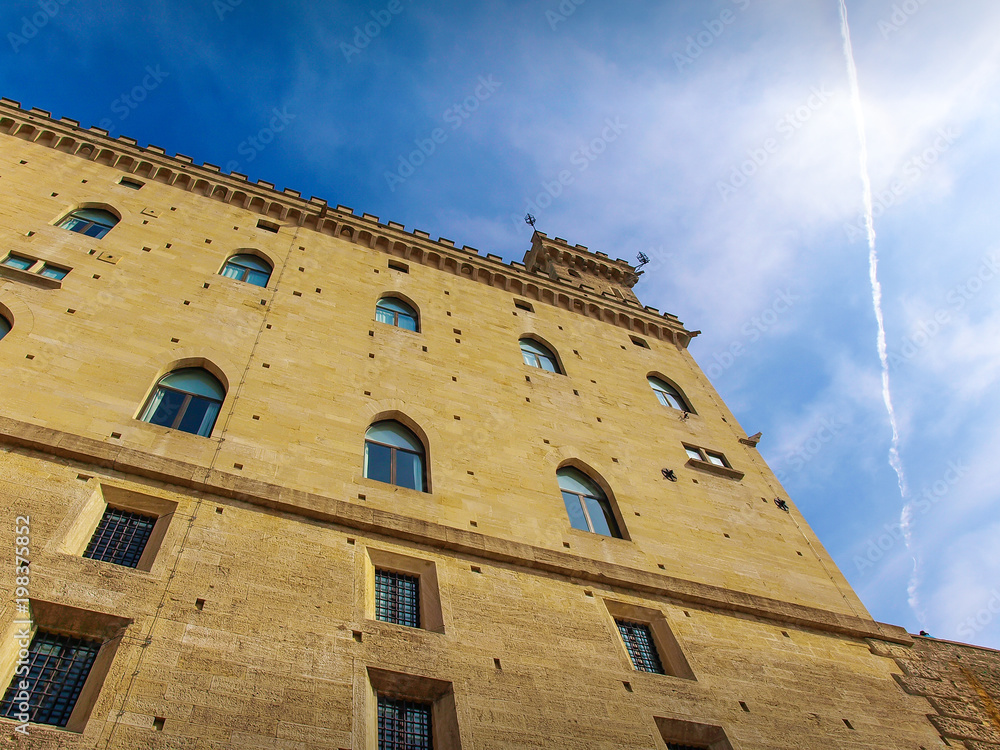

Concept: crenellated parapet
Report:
left=0, top=97, right=696, bottom=347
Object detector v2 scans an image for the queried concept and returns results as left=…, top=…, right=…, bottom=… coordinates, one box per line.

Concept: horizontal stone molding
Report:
left=0, top=415, right=910, bottom=645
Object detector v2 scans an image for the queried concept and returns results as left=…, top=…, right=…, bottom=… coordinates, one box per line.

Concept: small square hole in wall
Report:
left=542, top=439, right=549, bottom=444
left=195, top=599, right=206, bottom=611
left=170, top=337, right=179, bottom=343
left=558, top=325, right=563, bottom=330
left=77, top=474, right=92, bottom=481
left=142, top=220, right=148, bottom=225
left=612, top=457, right=619, bottom=463
left=233, top=226, right=239, bottom=230
left=620, top=345, right=627, bottom=350
left=843, top=719, right=854, bottom=730
left=494, top=658, right=502, bottom=670
left=233, top=463, right=243, bottom=470
left=525, top=376, right=531, bottom=382
left=573, top=390, right=579, bottom=396
left=358, top=494, right=366, bottom=500
left=657, top=564, right=665, bottom=570
left=81, top=180, right=88, bottom=183
left=88, top=249, right=96, bottom=255
left=622, top=682, right=633, bottom=692
left=110, top=431, right=121, bottom=439
left=347, top=538, right=355, bottom=545
left=455, top=338, right=461, bottom=343
left=265, top=324, right=272, bottom=329
left=299, top=267, right=304, bottom=272
left=796, top=551, right=803, bottom=556
left=353, top=631, right=363, bottom=642
left=739, top=702, right=750, bottom=713
left=216, top=507, right=224, bottom=514
left=165, top=243, right=172, bottom=248
left=19, top=160, right=26, bottom=164
left=444, top=290, right=450, bottom=295
left=293, top=291, right=302, bottom=297
left=584, top=590, right=594, bottom=597
left=170, top=207, right=176, bottom=212
left=142, top=246, right=151, bottom=253
left=563, top=542, right=570, bottom=548
left=635, top=512, right=641, bottom=517
left=723, top=533, right=730, bottom=538
left=262, top=363, right=270, bottom=368
left=684, top=611, right=690, bottom=617
left=183, top=300, right=190, bottom=305
left=369, top=353, right=375, bottom=358
left=453, top=415, right=461, bottom=420
left=469, top=520, right=477, bottom=526
left=525, top=397, right=530, bottom=402
left=781, top=631, right=790, bottom=638
left=51, top=192, right=58, bottom=197
left=66, top=309, right=76, bottom=314
left=453, top=328, right=461, bottom=335
left=596, top=417, right=602, bottom=423
left=203, top=282, right=210, bottom=288
left=451, top=376, right=457, bottom=382
left=315, top=288, right=322, bottom=293
left=204, top=239, right=211, bottom=244
left=470, top=566, right=482, bottom=574
left=421, top=346, right=427, bottom=352
left=252, top=415, right=260, bottom=420
left=26, top=231, right=34, bottom=237
left=364, top=391, right=371, bottom=396
left=260, top=299, right=266, bottom=305
left=153, top=717, right=165, bottom=731
left=25, top=354, right=35, bottom=360
left=373, top=268, right=379, bottom=274
left=446, top=311, right=452, bottom=316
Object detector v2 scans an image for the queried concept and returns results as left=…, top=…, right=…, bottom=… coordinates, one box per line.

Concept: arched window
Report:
left=557, top=467, right=621, bottom=538
left=648, top=376, right=690, bottom=412
left=376, top=297, right=419, bottom=332
left=0, top=315, right=10, bottom=341
left=58, top=208, right=119, bottom=239
left=139, top=368, right=225, bottom=437
left=220, top=253, right=272, bottom=287
left=364, top=421, right=426, bottom=491
left=520, top=338, right=561, bottom=373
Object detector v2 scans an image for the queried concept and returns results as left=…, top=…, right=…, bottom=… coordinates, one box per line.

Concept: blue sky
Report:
left=4, top=0, right=1000, bottom=648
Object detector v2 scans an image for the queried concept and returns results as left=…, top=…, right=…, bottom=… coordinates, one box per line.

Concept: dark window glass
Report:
left=365, top=441, right=393, bottom=485
left=519, top=338, right=560, bottom=373
left=0, top=316, right=11, bottom=341
left=220, top=253, right=272, bottom=287
left=84, top=507, right=156, bottom=568
left=38, top=264, right=68, bottom=281
left=0, top=632, right=101, bottom=727
left=648, top=376, right=689, bottom=411
left=375, top=298, right=419, bottom=331
left=2, top=255, right=34, bottom=271
left=58, top=208, right=118, bottom=239
left=616, top=620, right=665, bottom=674
left=557, top=468, right=621, bottom=538
left=378, top=696, right=433, bottom=750
left=375, top=569, right=421, bottom=628
left=364, top=421, right=426, bottom=491
left=139, top=368, right=225, bottom=437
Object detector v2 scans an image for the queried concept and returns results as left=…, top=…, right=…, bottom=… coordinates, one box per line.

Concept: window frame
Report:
left=557, top=467, right=626, bottom=540
left=219, top=253, right=272, bottom=288
left=375, top=296, right=420, bottom=332
left=616, top=619, right=666, bottom=674
left=375, top=569, right=421, bottom=629
left=519, top=337, right=562, bottom=374
left=138, top=368, right=226, bottom=438
left=682, top=445, right=744, bottom=480
left=83, top=507, right=158, bottom=569
left=57, top=208, right=119, bottom=239
left=648, top=375, right=692, bottom=413
left=364, top=421, right=427, bottom=492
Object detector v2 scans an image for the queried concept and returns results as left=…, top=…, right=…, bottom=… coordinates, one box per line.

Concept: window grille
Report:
left=84, top=507, right=156, bottom=568
left=375, top=569, right=421, bottom=628
left=616, top=620, right=665, bottom=674
left=377, top=695, right=433, bottom=750
left=0, top=631, right=101, bottom=727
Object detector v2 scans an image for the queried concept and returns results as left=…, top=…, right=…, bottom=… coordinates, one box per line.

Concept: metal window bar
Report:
left=0, top=631, right=101, bottom=727
left=616, top=620, right=665, bottom=674
left=377, top=695, right=433, bottom=750
left=83, top=507, right=156, bottom=568
left=375, top=569, right=421, bottom=628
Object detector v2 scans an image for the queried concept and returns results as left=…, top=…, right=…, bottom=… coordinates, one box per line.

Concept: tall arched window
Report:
left=220, top=253, right=272, bottom=287
left=58, top=208, right=119, bottom=239
left=0, top=315, right=10, bottom=341
left=139, top=368, right=225, bottom=437
left=557, top=467, right=622, bottom=538
left=648, top=376, right=690, bottom=412
left=376, top=297, right=419, bottom=331
left=519, top=338, right=561, bottom=373
left=364, top=421, right=426, bottom=491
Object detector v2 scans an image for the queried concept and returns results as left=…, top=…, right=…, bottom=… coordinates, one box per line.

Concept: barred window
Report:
left=616, top=620, right=665, bottom=674
left=84, top=507, right=156, bottom=568
left=0, top=631, right=101, bottom=727
left=378, top=695, right=433, bottom=750
left=375, top=569, right=420, bottom=628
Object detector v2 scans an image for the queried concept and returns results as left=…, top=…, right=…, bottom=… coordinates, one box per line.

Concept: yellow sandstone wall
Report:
left=0, top=101, right=962, bottom=748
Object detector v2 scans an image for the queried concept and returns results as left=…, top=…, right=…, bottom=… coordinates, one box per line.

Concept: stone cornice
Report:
left=0, top=415, right=911, bottom=646
left=0, top=98, right=694, bottom=347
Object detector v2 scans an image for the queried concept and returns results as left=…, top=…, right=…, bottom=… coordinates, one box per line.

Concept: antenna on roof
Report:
left=635, top=252, right=650, bottom=271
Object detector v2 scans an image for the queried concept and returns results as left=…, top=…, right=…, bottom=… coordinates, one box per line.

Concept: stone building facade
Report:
left=0, top=97, right=996, bottom=748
